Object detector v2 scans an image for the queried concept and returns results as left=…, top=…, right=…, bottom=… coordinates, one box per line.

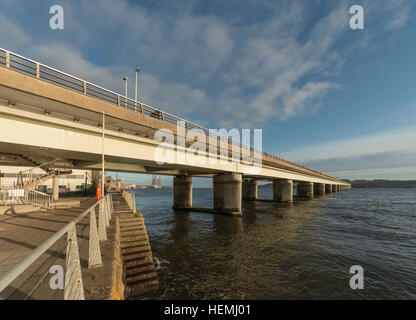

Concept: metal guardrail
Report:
left=122, top=190, right=137, bottom=213
left=0, top=194, right=114, bottom=300
left=0, top=47, right=337, bottom=180
left=26, top=189, right=53, bottom=209
left=0, top=188, right=24, bottom=206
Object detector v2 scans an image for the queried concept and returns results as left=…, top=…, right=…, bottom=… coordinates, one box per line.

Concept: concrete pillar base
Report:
left=173, top=176, right=192, bottom=208
left=213, top=173, right=242, bottom=214
left=297, top=182, right=314, bottom=199
left=273, top=179, right=293, bottom=202
left=242, top=179, right=258, bottom=201
left=314, top=183, right=325, bottom=196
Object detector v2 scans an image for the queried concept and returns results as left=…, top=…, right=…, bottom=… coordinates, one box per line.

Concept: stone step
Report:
left=123, top=256, right=153, bottom=268
left=125, top=262, right=155, bottom=275
left=120, top=228, right=147, bottom=237
left=120, top=225, right=145, bottom=232
left=120, top=239, right=149, bottom=249
left=119, top=220, right=144, bottom=227
left=127, top=280, right=159, bottom=292
left=126, top=270, right=158, bottom=284
left=122, top=250, right=152, bottom=261
left=120, top=234, right=149, bottom=242
left=119, top=216, right=144, bottom=222
left=122, top=244, right=150, bottom=254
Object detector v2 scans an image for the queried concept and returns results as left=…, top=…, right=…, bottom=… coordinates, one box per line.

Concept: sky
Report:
left=0, top=0, right=415, bottom=186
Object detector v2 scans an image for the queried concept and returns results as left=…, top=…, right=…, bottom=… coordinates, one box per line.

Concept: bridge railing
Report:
left=0, top=47, right=336, bottom=180
left=122, top=190, right=137, bottom=213
left=0, top=194, right=114, bottom=300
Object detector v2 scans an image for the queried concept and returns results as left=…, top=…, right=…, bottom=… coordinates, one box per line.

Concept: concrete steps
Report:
left=114, top=194, right=159, bottom=298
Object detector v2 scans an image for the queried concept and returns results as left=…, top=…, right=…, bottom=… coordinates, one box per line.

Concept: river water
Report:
left=132, top=187, right=416, bottom=299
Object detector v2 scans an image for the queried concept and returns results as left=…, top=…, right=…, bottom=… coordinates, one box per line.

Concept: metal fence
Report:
left=0, top=188, right=24, bottom=206
left=0, top=194, right=114, bottom=300
left=26, top=189, right=53, bottom=209
left=0, top=47, right=335, bottom=179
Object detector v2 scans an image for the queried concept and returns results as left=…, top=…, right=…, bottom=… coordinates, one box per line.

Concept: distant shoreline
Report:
left=344, top=180, right=416, bottom=189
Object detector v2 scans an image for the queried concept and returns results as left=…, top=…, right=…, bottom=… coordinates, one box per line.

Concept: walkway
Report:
left=0, top=197, right=115, bottom=300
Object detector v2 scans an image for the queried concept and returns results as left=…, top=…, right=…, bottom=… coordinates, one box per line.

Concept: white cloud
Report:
left=0, top=12, right=29, bottom=50
left=30, top=43, right=208, bottom=117
left=291, top=126, right=416, bottom=161
left=381, top=0, right=411, bottom=30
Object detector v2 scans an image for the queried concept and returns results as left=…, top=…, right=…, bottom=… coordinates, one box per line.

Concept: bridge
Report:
left=0, top=48, right=350, bottom=216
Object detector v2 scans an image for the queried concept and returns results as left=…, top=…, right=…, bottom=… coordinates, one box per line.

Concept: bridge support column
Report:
left=173, top=176, right=192, bottom=208
left=242, top=179, right=257, bottom=201
left=325, top=184, right=332, bottom=194
left=314, top=183, right=325, bottom=196
left=273, top=179, right=293, bottom=202
left=213, top=173, right=242, bottom=215
left=297, top=182, right=314, bottom=199
left=53, top=175, right=59, bottom=201
left=332, top=184, right=337, bottom=193
left=337, top=185, right=341, bottom=192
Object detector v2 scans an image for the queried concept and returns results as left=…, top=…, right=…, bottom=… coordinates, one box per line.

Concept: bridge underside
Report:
left=0, top=101, right=346, bottom=184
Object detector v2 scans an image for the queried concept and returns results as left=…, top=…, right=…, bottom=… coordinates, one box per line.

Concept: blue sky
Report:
left=1, top=0, right=415, bottom=185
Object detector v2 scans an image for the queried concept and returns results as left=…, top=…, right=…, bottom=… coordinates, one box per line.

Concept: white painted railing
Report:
left=0, top=188, right=24, bottom=206
left=0, top=194, right=114, bottom=300
left=122, top=190, right=137, bottom=213
left=26, top=189, right=53, bottom=209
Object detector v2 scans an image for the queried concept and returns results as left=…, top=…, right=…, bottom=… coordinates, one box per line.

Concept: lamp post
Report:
left=123, top=76, right=128, bottom=107
left=135, top=67, right=141, bottom=111
left=135, top=67, right=141, bottom=102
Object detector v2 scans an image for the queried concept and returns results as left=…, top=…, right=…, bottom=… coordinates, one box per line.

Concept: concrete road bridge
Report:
left=0, top=48, right=350, bottom=215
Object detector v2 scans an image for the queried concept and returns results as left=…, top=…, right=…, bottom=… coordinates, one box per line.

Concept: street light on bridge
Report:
left=135, top=67, right=141, bottom=103
left=123, top=76, right=128, bottom=107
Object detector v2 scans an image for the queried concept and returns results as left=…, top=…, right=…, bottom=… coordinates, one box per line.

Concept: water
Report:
left=132, top=187, right=416, bottom=299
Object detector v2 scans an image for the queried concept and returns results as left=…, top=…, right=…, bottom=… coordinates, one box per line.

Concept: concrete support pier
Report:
left=314, top=183, right=325, bottom=196
left=337, top=185, right=341, bottom=192
left=242, top=179, right=258, bottom=201
left=52, top=175, right=59, bottom=201
left=213, top=173, right=242, bottom=215
left=273, top=179, right=293, bottom=203
left=173, top=176, right=193, bottom=208
left=332, top=185, right=337, bottom=193
left=297, top=182, right=314, bottom=199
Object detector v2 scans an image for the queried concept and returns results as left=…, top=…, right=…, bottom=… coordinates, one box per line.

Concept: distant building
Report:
left=105, top=175, right=123, bottom=191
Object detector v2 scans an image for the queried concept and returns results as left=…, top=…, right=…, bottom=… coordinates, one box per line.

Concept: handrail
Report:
left=0, top=194, right=114, bottom=300
left=122, top=190, right=137, bottom=213
left=0, top=47, right=344, bottom=183
left=26, top=189, right=53, bottom=209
